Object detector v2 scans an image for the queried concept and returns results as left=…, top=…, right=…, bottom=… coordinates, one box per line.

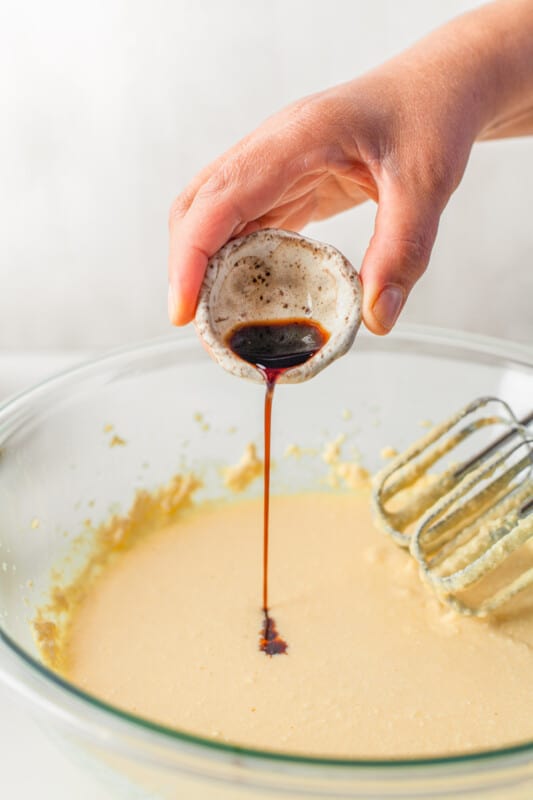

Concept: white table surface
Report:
left=0, top=352, right=115, bottom=799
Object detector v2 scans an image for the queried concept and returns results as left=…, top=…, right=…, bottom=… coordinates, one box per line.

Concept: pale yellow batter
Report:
left=40, top=489, right=533, bottom=758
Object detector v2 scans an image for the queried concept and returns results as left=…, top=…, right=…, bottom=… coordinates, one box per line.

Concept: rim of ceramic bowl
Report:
left=0, top=323, right=532, bottom=772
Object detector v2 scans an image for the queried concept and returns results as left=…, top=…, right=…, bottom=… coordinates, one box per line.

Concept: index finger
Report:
left=167, top=131, right=323, bottom=325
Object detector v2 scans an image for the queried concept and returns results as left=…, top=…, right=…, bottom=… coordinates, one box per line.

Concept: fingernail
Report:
left=168, top=283, right=178, bottom=323
left=372, top=285, right=405, bottom=331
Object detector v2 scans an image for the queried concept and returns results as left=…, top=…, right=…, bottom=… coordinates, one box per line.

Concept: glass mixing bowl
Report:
left=0, top=325, right=532, bottom=799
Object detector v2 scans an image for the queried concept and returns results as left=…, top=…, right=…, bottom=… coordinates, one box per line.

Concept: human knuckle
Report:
left=168, top=192, right=193, bottom=226
left=196, top=173, right=227, bottom=202
left=424, top=158, right=456, bottom=201
left=395, top=234, right=433, bottom=276
left=285, top=94, right=318, bottom=122
left=407, top=135, right=463, bottom=201
left=281, top=94, right=331, bottom=141
left=199, top=159, right=248, bottom=204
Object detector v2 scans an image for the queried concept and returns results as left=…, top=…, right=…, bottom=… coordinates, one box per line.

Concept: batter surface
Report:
left=45, top=490, right=533, bottom=758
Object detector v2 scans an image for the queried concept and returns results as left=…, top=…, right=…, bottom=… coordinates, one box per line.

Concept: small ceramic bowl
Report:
left=195, top=228, right=362, bottom=384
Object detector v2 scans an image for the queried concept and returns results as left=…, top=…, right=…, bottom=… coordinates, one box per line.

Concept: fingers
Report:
left=168, top=154, right=293, bottom=325
left=168, top=128, right=326, bottom=325
left=360, top=180, right=442, bottom=334
left=168, top=188, right=245, bottom=325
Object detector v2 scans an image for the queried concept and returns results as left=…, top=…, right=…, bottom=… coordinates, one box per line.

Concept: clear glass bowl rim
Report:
left=1, top=323, right=532, bottom=773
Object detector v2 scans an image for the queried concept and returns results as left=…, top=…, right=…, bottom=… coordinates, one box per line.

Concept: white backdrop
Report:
left=1, top=0, right=531, bottom=351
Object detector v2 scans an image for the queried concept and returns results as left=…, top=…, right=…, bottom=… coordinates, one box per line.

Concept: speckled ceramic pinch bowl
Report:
left=195, top=229, right=362, bottom=384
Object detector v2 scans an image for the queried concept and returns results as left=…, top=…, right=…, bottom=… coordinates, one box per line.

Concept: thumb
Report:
left=360, top=182, right=441, bottom=334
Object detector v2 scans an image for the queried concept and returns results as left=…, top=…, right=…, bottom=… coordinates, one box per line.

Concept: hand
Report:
left=168, top=0, right=533, bottom=334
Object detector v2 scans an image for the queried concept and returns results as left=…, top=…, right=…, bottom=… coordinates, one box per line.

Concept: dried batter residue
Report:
left=221, top=443, right=263, bottom=492
left=322, top=434, right=370, bottom=490
left=33, top=472, right=201, bottom=671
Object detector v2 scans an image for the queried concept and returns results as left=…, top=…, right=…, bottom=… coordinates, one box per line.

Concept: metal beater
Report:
left=372, top=397, right=533, bottom=616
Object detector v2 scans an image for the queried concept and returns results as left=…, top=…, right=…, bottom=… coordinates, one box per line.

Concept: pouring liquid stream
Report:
left=227, top=319, right=330, bottom=655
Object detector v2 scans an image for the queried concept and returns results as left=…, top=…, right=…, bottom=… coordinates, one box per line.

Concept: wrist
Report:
left=400, top=0, right=533, bottom=142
